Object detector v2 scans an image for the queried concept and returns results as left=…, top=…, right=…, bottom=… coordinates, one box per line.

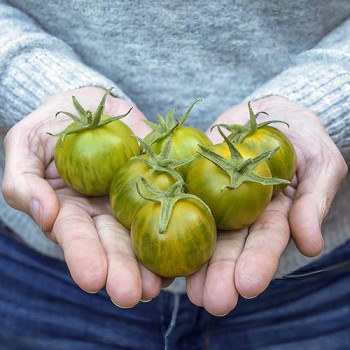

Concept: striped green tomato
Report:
left=55, top=116, right=140, bottom=196
left=110, top=155, right=178, bottom=230
left=186, top=142, right=274, bottom=230
left=130, top=190, right=217, bottom=278
left=52, top=88, right=140, bottom=196
left=186, top=126, right=289, bottom=230
left=143, top=99, right=213, bottom=176
left=222, top=102, right=297, bottom=196
left=233, top=125, right=296, bottom=196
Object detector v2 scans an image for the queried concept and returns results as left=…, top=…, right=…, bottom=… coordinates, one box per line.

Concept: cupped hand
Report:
left=2, top=87, right=167, bottom=307
left=187, top=96, right=348, bottom=316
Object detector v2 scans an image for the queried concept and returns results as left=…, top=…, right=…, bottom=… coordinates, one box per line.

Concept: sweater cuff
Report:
left=0, top=48, right=130, bottom=129
left=247, top=62, right=350, bottom=156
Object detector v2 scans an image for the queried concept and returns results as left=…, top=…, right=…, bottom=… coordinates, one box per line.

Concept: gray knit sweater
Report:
left=0, top=0, right=350, bottom=285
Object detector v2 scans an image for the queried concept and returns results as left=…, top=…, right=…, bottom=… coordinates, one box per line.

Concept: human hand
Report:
left=2, top=87, right=169, bottom=307
left=186, top=96, right=348, bottom=316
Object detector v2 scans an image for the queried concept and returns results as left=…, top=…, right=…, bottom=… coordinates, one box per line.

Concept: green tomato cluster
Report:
left=51, top=90, right=296, bottom=278
left=110, top=100, right=217, bottom=277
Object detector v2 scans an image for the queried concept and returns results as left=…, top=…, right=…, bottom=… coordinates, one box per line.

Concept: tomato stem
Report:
left=198, top=126, right=290, bottom=190
left=213, top=101, right=289, bottom=143
left=133, top=135, right=193, bottom=184
left=136, top=177, right=211, bottom=234
left=143, top=99, right=202, bottom=146
left=48, top=87, right=132, bottom=140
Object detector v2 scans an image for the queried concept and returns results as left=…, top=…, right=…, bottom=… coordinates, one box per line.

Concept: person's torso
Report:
left=7, top=0, right=350, bottom=129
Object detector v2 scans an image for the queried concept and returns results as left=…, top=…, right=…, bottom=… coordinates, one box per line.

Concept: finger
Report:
left=2, top=125, right=59, bottom=232
left=53, top=203, right=108, bottom=294
left=290, top=144, right=347, bottom=256
left=103, top=96, right=152, bottom=138
left=289, top=190, right=324, bottom=257
left=139, top=264, right=163, bottom=302
left=120, top=105, right=152, bottom=138
left=95, top=216, right=142, bottom=308
left=235, top=194, right=291, bottom=299
left=186, top=263, right=208, bottom=307
left=199, top=229, right=248, bottom=316
left=2, top=172, right=60, bottom=233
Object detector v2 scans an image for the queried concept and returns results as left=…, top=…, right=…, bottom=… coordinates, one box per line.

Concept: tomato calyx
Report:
left=144, top=99, right=202, bottom=145
left=214, top=101, right=290, bottom=143
left=134, top=135, right=195, bottom=183
left=136, top=177, right=210, bottom=234
left=48, top=87, right=132, bottom=141
left=198, top=127, right=290, bottom=190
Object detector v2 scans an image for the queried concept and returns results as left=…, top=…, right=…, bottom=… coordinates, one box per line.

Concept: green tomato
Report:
left=131, top=196, right=217, bottom=277
left=146, top=127, right=212, bottom=177
left=110, top=156, right=178, bottom=230
left=186, top=142, right=274, bottom=230
left=237, top=125, right=296, bottom=196
left=55, top=116, right=140, bottom=196
left=144, top=100, right=213, bottom=176
left=223, top=102, right=297, bottom=196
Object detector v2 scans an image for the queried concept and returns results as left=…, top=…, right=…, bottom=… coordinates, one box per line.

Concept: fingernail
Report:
left=81, top=287, right=100, bottom=294
left=140, top=299, right=152, bottom=303
left=111, top=299, right=133, bottom=309
left=30, top=199, right=42, bottom=229
left=242, top=294, right=259, bottom=300
left=214, top=312, right=229, bottom=317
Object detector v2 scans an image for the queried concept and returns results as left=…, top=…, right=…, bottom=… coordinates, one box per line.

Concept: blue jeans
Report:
left=1, top=225, right=350, bottom=350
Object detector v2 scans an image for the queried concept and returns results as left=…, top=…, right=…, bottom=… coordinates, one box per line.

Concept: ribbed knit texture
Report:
left=0, top=0, right=350, bottom=287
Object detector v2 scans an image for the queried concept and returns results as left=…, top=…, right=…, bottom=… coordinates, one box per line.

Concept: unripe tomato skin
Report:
left=55, top=117, right=140, bottom=196
left=186, top=142, right=273, bottom=230
left=147, top=126, right=212, bottom=176
left=236, top=125, right=297, bottom=196
left=110, top=156, right=177, bottom=230
left=131, top=198, right=217, bottom=278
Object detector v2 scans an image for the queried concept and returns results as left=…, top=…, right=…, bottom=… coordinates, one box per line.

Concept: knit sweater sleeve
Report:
left=248, top=18, right=350, bottom=161
left=0, top=1, right=128, bottom=130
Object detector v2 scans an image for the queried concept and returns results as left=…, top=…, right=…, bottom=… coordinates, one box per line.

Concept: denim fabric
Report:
left=1, top=226, right=350, bottom=350
left=210, top=250, right=350, bottom=350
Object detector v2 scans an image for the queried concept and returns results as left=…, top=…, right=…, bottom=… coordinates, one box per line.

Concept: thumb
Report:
left=2, top=124, right=60, bottom=235
left=289, top=140, right=347, bottom=257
